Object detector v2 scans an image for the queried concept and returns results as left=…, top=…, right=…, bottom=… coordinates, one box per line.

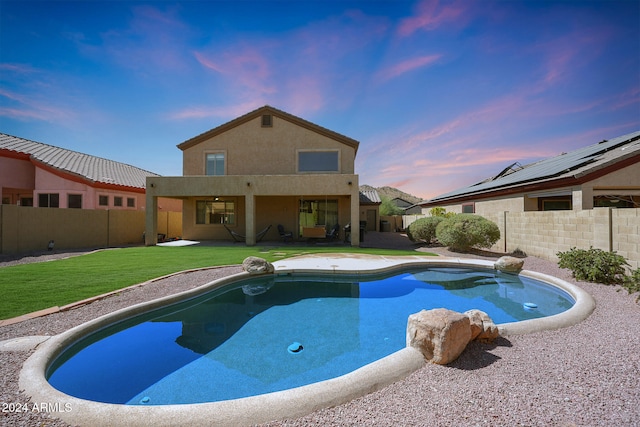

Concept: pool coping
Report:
left=19, top=255, right=596, bottom=427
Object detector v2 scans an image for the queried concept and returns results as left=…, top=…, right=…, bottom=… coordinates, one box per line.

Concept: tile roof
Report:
left=426, top=130, right=640, bottom=204
left=0, top=133, right=160, bottom=189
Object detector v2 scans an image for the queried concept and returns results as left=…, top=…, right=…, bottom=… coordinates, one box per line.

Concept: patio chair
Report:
left=277, top=224, right=293, bottom=242
left=325, top=223, right=340, bottom=241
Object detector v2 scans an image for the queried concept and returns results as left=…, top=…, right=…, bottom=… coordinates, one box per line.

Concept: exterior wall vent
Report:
left=262, top=114, right=273, bottom=127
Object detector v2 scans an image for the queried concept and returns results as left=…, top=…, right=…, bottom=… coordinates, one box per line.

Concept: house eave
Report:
left=177, top=105, right=360, bottom=154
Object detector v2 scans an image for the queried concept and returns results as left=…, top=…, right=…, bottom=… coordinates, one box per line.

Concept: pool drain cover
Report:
left=287, top=342, right=303, bottom=354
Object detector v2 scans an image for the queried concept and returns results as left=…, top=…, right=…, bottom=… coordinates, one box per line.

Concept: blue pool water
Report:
left=47, top=267, right=574, bottom=405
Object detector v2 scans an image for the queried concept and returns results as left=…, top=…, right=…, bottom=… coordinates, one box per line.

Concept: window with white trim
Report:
left=206, top=153, right=225, bottom=176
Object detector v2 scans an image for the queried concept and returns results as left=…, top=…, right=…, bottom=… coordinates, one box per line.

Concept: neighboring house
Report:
left=359, top=189, right=381, bottom=231
left=145, top=105, right=363, bottom=245
left=0, top=132, right=180, bottom=211
left=392, top=197, right=422, bottom=214
left=419, top=131, right=640, bottom=215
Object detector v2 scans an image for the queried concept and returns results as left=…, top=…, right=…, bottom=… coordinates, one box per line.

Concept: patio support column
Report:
left=350, top=185, right=360, bottom=247
left=245, top=193, right=256, bottom=246
left=145, top=195, right=158, bottom=246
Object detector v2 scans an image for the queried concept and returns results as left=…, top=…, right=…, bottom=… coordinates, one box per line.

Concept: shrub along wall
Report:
left=0, top=205, right=182, bottom=254
left=404, top=208, right=639, bottom=270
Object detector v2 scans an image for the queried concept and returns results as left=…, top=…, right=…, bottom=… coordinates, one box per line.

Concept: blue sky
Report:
left=1, top=0, right=638, bottom=200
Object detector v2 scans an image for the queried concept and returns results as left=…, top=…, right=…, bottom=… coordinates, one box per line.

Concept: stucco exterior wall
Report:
left=182, top=115, right=356, bottom=176
left=151, top=175, right=358, bottom=244
left=1, top=155, right=171, bottom=211
left=0, top=205, right=182, bottom=254
left=0, top=156, right=34, bottom=189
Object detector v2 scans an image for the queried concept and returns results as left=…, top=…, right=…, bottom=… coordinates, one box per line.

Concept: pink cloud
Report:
left=167, top=101, right=264, bottom=121
left=376, top=54, right=442, bottom=83
left=0, top=88, right=75, bottom=122
left=194, top=47, right=275, bottom=96
left=183, top=9, right=389, bottom=120
left=397, top=0, right=469, bottom=37
left=87, top=5, right=194, bottom=75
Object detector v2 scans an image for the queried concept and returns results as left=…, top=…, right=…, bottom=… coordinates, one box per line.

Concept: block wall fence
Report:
left=0, top=205, right=182, bottom=255
left=404, top=207, right=640, bottom=271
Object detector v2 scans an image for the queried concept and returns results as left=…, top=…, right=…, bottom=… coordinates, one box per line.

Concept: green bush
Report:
left=435, top=214, right=500, bottom=251
left=407, top=216, right=444, bottom=243
left=557, top=247, right=629, bottom=285
left=623, top=268, right=640, bottom=294
left=429, top=207, right=455, bottom=218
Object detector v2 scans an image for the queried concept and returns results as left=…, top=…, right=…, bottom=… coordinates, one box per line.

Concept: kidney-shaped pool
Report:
left=47, top=266, right=574, bottom=405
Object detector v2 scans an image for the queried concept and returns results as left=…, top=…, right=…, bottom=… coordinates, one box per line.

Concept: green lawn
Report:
left=0, top=245, right=430, bottom=320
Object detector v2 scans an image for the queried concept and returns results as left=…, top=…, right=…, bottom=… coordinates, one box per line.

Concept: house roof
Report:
left=0, top=133, right=160, bottom=190
left=423, top=130, right=640, bottom=206
left=359, top=189, right=381, bottom=205
left=177, top=105, right=360, bottom=153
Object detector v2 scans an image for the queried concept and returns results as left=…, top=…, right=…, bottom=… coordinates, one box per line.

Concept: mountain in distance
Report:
left=360, top=185, right=423, bottom=205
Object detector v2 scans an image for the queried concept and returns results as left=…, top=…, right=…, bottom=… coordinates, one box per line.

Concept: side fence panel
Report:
left=404, top=207, right=639, bottom=270
left=0, top=205, right=183, bottom=255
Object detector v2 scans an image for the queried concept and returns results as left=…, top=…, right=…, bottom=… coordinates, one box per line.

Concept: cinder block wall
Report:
left=499, top=208, right=638, bottom=270
left=404, top=208, right=640, bottom=270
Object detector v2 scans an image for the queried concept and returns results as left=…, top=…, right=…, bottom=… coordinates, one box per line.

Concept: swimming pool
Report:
left=20, top=255, right=596, bottom=426
left=47, top=266, right=573, bottom=405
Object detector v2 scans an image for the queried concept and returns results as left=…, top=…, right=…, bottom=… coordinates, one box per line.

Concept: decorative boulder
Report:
left=242, top=256, right=274, bottom=275
left=465, top=309, right=500, bottom=343
left=494, top=256, right=524, bottom=273
left=406, top=308, right=471, bottom=365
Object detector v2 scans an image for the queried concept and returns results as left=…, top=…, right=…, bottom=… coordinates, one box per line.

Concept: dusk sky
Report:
left=1, top=0, right=638, bottom=200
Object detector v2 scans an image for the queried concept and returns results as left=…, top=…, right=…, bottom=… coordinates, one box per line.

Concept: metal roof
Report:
left=0, top=133, right=160, bottom=189
left=428, top=130, right=640, bottom=203
left=359, top=189, right=381, bottom=204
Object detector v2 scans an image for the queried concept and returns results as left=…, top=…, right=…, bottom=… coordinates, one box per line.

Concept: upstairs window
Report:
left=298, top=150, right=339, bottom=173
left=206, top=153, right=225, bottom=176
left=114, top=196, right=123, bottom=207
left=99, top=195, right=109, bottom=207
left=127, top=197, right=136, bottom=208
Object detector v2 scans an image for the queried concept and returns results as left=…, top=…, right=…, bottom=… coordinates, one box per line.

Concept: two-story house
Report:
left=145, top=106, right=362, bottom=246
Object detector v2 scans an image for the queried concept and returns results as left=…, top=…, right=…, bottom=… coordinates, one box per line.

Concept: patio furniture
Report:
left=302, top=226, right=327, bottom=239
left=325, top=224, right=340, bottom=241
left=277, top=224, right=293, bottom=242
left=223, top=224, right=272, bottom=243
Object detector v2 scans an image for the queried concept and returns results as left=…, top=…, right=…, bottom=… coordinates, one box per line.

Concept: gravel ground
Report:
left=1, top=243, right=639, bottom=427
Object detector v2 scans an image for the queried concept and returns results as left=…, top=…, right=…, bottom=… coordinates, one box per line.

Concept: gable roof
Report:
left=423, top=130, right=640, bottom=206
left=0, top=133, right=160, bottom=190
left=177, top=105, right=360, bottom=153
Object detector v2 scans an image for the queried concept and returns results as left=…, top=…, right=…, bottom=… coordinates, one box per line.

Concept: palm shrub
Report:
left=435, top=214, right=500, bottom=251
left=407, top=216, right=444, bottom=243
left=557, top=247, right=629, bottom=285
